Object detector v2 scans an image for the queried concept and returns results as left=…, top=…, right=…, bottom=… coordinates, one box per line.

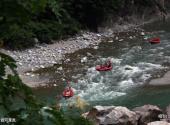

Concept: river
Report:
left=33, top=19, right=170, bottom=110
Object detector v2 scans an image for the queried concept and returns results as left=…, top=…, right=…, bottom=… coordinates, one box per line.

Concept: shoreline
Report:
left=0, top=32, right=102, bottom=73
left=0, top=32, right=103, bottom=87
left=149, top=71, right=170, bottom=86
left=0, top=15, right=169, bottom=87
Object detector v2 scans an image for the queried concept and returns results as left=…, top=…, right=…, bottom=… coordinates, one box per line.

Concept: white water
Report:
left=72, top=55, right=165, bottom=102
left=61, top=30, right=170, bottom=105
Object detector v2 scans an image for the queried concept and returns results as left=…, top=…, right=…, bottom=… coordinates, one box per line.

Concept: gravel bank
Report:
left=0, top=32, right=105, bottom=87
left=0, top=32, right=103, bottom=73
left=149, top=71, right=170, bottom=86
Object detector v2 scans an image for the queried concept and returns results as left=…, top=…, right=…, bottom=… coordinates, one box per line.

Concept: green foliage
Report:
left=0, top=0, right=47, bottom=49
left=0, top=0, right=47, bottom=24
left=0, top=0, right=80, bottom=49
left=2, top=24, right=35, bottom=50
left=47, top=0, right=66, bottom=22
left=0, top=0, right=166, bottom=49
left=61, top=0, right=120, bottom=31
left=26, top=20, right=79, bottom=44
left=0, top=52, right=42, bottom=124
left=0, top=52, right=93, bottom=125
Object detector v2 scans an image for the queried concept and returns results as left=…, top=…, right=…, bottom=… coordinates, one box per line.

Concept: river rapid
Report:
left=33, top=19, right=170, bottom=109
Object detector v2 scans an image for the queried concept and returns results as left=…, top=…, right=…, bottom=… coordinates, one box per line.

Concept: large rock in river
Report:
left=149, top=71, right=170, bottom=86
left=82, top=105, right=139, bottom=125
left=166, top=105, right=170, bottom=122
left=147, top=121, right=170, bottom=125
left=133, top=105, right=163, bottom=125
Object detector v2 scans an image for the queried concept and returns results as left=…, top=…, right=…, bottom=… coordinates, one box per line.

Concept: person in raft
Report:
left=107, top=60, right=111, bottom=67
left=104, top=60, right=111, bottom=67
left=63, top=86, right=74, bottom=99
left=100, top=59, right=111, bottom=68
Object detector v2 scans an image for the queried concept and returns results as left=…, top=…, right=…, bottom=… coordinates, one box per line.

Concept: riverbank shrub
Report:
left=2, top=24, right=35, bottom=50
left=0, top=52, right=93, bottom=125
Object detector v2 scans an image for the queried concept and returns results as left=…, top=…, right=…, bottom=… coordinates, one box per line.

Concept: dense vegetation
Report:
left=0, top=52, right=92, bottom=125
left=0, top=0, right=167, bottom=49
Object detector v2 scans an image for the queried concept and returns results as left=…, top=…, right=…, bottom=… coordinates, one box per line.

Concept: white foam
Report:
left=119, top=78, right=134, bottom=86
left=140, top=74, right=151, bottom=82
left=157, top=47, right=164, bottom=50
left=77, top=81, right=126, bottom=101
left=149, top=49, right=157, bottom=53
left=71, top=56, right=166, bottom=102
left=86, top=91, right=126, bottom=101
left=136, top=62, right=163, bottom=71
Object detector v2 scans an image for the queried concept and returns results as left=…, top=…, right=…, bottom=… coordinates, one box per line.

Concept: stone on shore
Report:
left=115, top=36, right=119, bottom=40
left=82, top=105, right=139, bottom=125
left=129, top=36, right=133, bottom=39
left=57, top=66, right=63, bottom=71
left=118, top=39, right=124, bottom=42
left=87, top=52, right=93, bottom=57
left=83, top=105, right=165, bottom=125
left=108, top=40, right=113, bottom=43
left=166, top=105, right=170, bottom=122
left=81, top=57, right=88, bottom=63
left=141, top=32, right=145, bottom=36
left=132, top=104, right=162, bottom=125
left=93, top=46, right=99, bottom=49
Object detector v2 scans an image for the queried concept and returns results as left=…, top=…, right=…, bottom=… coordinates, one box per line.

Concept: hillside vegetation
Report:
left=0, top=0, right=167, bottom=49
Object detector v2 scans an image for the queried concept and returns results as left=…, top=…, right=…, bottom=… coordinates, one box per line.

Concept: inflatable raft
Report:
left=149, top=37, right=160, bottom=44
left=96, top=65, right=112, bottom=71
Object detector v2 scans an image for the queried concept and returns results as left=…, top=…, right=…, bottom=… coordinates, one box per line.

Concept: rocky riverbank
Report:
left=0, top=32, right=102, bottom=87
left=0, top=23, right=146, bottom=87
left=0, top=14, right=169, bottom=87
left=0, top=32, right=102, bottom=73
left=82, top=104, right=170, bottom=125
left=149, top=71, right=170, bottom=86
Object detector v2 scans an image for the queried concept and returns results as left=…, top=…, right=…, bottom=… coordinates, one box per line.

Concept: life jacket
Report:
left=62, top=87, right=74, bottom=98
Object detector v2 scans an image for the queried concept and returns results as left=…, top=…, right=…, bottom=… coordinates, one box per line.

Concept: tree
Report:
left=0, top=52, right=92, bottom=125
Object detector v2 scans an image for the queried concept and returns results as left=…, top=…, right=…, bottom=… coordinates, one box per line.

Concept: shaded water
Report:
left=33, top=19, right=170, bottom=109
